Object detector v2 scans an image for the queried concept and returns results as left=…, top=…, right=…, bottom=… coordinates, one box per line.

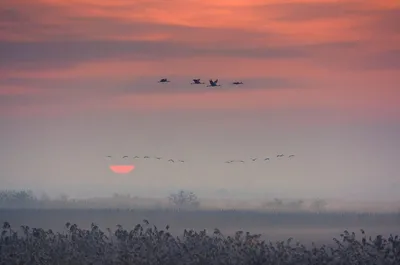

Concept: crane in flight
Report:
left=251, top=158, right=257, bottom=162
left=191, top=78, right=204, bottom=84
left=122, top=156, right=128, bottom=158
left=233, top=81, right=243, bottom=85
left=207, top=79, right=221, bottom=87
left=168, top=159, right=175, bottom=163
left=288, top=155, right=295, bottom=158
left=158, top=78, right=170, bottom=83
left=264, top=157, right=270, bottom=161
left=230, top=160, right=245, bottom=163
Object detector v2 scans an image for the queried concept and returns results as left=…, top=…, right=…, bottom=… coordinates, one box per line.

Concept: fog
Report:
left=2, top=110, right=399, bottom=252
left=1, top=111, right=400, bottom=205
left=1, top=188, right=399, bottom=244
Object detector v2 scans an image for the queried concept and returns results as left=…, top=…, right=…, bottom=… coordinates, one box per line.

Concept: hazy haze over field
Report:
left=2, top=114, right=400, bottom=204
left=1, top=0, right=400, bottom=205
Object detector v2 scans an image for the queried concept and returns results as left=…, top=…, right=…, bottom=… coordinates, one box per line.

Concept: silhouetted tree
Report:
left=168, top=190, right=200, bottom=209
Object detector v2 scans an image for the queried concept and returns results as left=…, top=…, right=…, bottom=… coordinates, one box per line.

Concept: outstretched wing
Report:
left=215, top=79, right=218, bottom=84
left=209, top=79, right=214, bottom=85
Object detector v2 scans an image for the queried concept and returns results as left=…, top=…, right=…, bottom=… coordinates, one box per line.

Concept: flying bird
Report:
left=230, top=160, right=245, bottom=163
left=207, top=79, right=221, bottom=87
left=158, top=78, right=170, bottom=83
left=122, top=156, right=128, bottom=158
left=251, top=158, right=257, bottom=162
left=232, top=81, right=243, bottom=85
left=288, top=155, right=295, bottom=158
left=168, top=159, right=175, bottom=163
left=144, top=156, right=150, bottom=159
left=178, top=160, right=185, bottom=163
left=133, top=156, right=140, bottom=159
left=277, top=154, right=284, bottom=157
left=264, top=158, right=270, bottom=161
left=155, top=157, right=162, bottom=160
left=191, top=78, right=204, bottom=84
left=106, top=156, right=112, bottom=158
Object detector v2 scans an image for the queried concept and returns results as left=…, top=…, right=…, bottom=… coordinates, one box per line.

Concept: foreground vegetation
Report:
left=1, top=221, right=399, bottom=265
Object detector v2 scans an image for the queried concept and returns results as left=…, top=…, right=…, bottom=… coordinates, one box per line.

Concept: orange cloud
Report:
left=0, top=0, right=398, bottom=122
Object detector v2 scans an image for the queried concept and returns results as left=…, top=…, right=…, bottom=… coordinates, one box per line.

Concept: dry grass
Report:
left=1, top=217, right=400, bottom=264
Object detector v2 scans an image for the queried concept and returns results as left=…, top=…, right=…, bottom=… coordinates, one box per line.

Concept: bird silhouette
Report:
left=207, top=79, right=221, bottom=87
left=251, top=158, right=257, bottom=162
left=232, top=81, right=243, bottom=85
left=264, top=157, right=270, bottom=161
left=191, top=78, right=204, bottom=84
left=158, top=78, right=170, bottom=83
left=178, top=160, right=185, bottom=163
left=144, top=156, right=150, bottom=159
left=230, top=160, right=245, bottom=163
left=288, top=155, right=295, bottom=158
left=155, top=157, right=162, bottom=160
left=133, top=156, right=140, bottom=159
left=168, top=159, right=175, bottom=163
left=122, top=156, right=128, bottom=158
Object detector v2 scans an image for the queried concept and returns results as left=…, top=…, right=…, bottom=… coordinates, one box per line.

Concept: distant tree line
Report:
left=0, top=189, right=328, bottom=212
left=0, top=190, right=38, bottom=208
left=262, top=198, right=328, bottom=212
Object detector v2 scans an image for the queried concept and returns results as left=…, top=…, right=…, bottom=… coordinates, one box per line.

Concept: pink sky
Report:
left=0, top=0, right=399, bottom=121
left=1, top=0, right=400, bottom=200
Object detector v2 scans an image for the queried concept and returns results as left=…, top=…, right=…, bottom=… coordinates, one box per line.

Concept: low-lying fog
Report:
left=1, top=190, right=399, bottom=247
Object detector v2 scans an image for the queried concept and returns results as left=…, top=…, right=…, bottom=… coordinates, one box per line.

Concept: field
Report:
left=1, top=208, right=400, bottom=264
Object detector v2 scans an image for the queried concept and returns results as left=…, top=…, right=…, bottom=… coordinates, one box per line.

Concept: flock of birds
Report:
left=106, top=155, right=186, bottom=163
left=105, top=154, right=295, bottom=164
left=158, top=78, right=242, bottom=87
left=225, top=154, right=294, bottom=164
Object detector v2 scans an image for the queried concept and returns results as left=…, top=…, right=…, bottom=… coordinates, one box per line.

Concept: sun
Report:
left=109, top=165, right=135, bottom=174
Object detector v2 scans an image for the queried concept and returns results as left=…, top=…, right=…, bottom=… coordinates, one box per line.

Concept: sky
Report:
left=0, top=0, right=399, bottom=202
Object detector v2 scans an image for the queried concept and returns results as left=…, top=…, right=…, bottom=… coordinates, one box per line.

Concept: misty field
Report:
left=1, top=208, right=400, bottom=264
left=1, top=190, right=400, bottom=263
left=1, top=209, right=400, bottom=243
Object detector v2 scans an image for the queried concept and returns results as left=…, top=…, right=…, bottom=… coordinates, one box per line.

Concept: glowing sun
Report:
left=109, top=165, right=135, bottom=174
